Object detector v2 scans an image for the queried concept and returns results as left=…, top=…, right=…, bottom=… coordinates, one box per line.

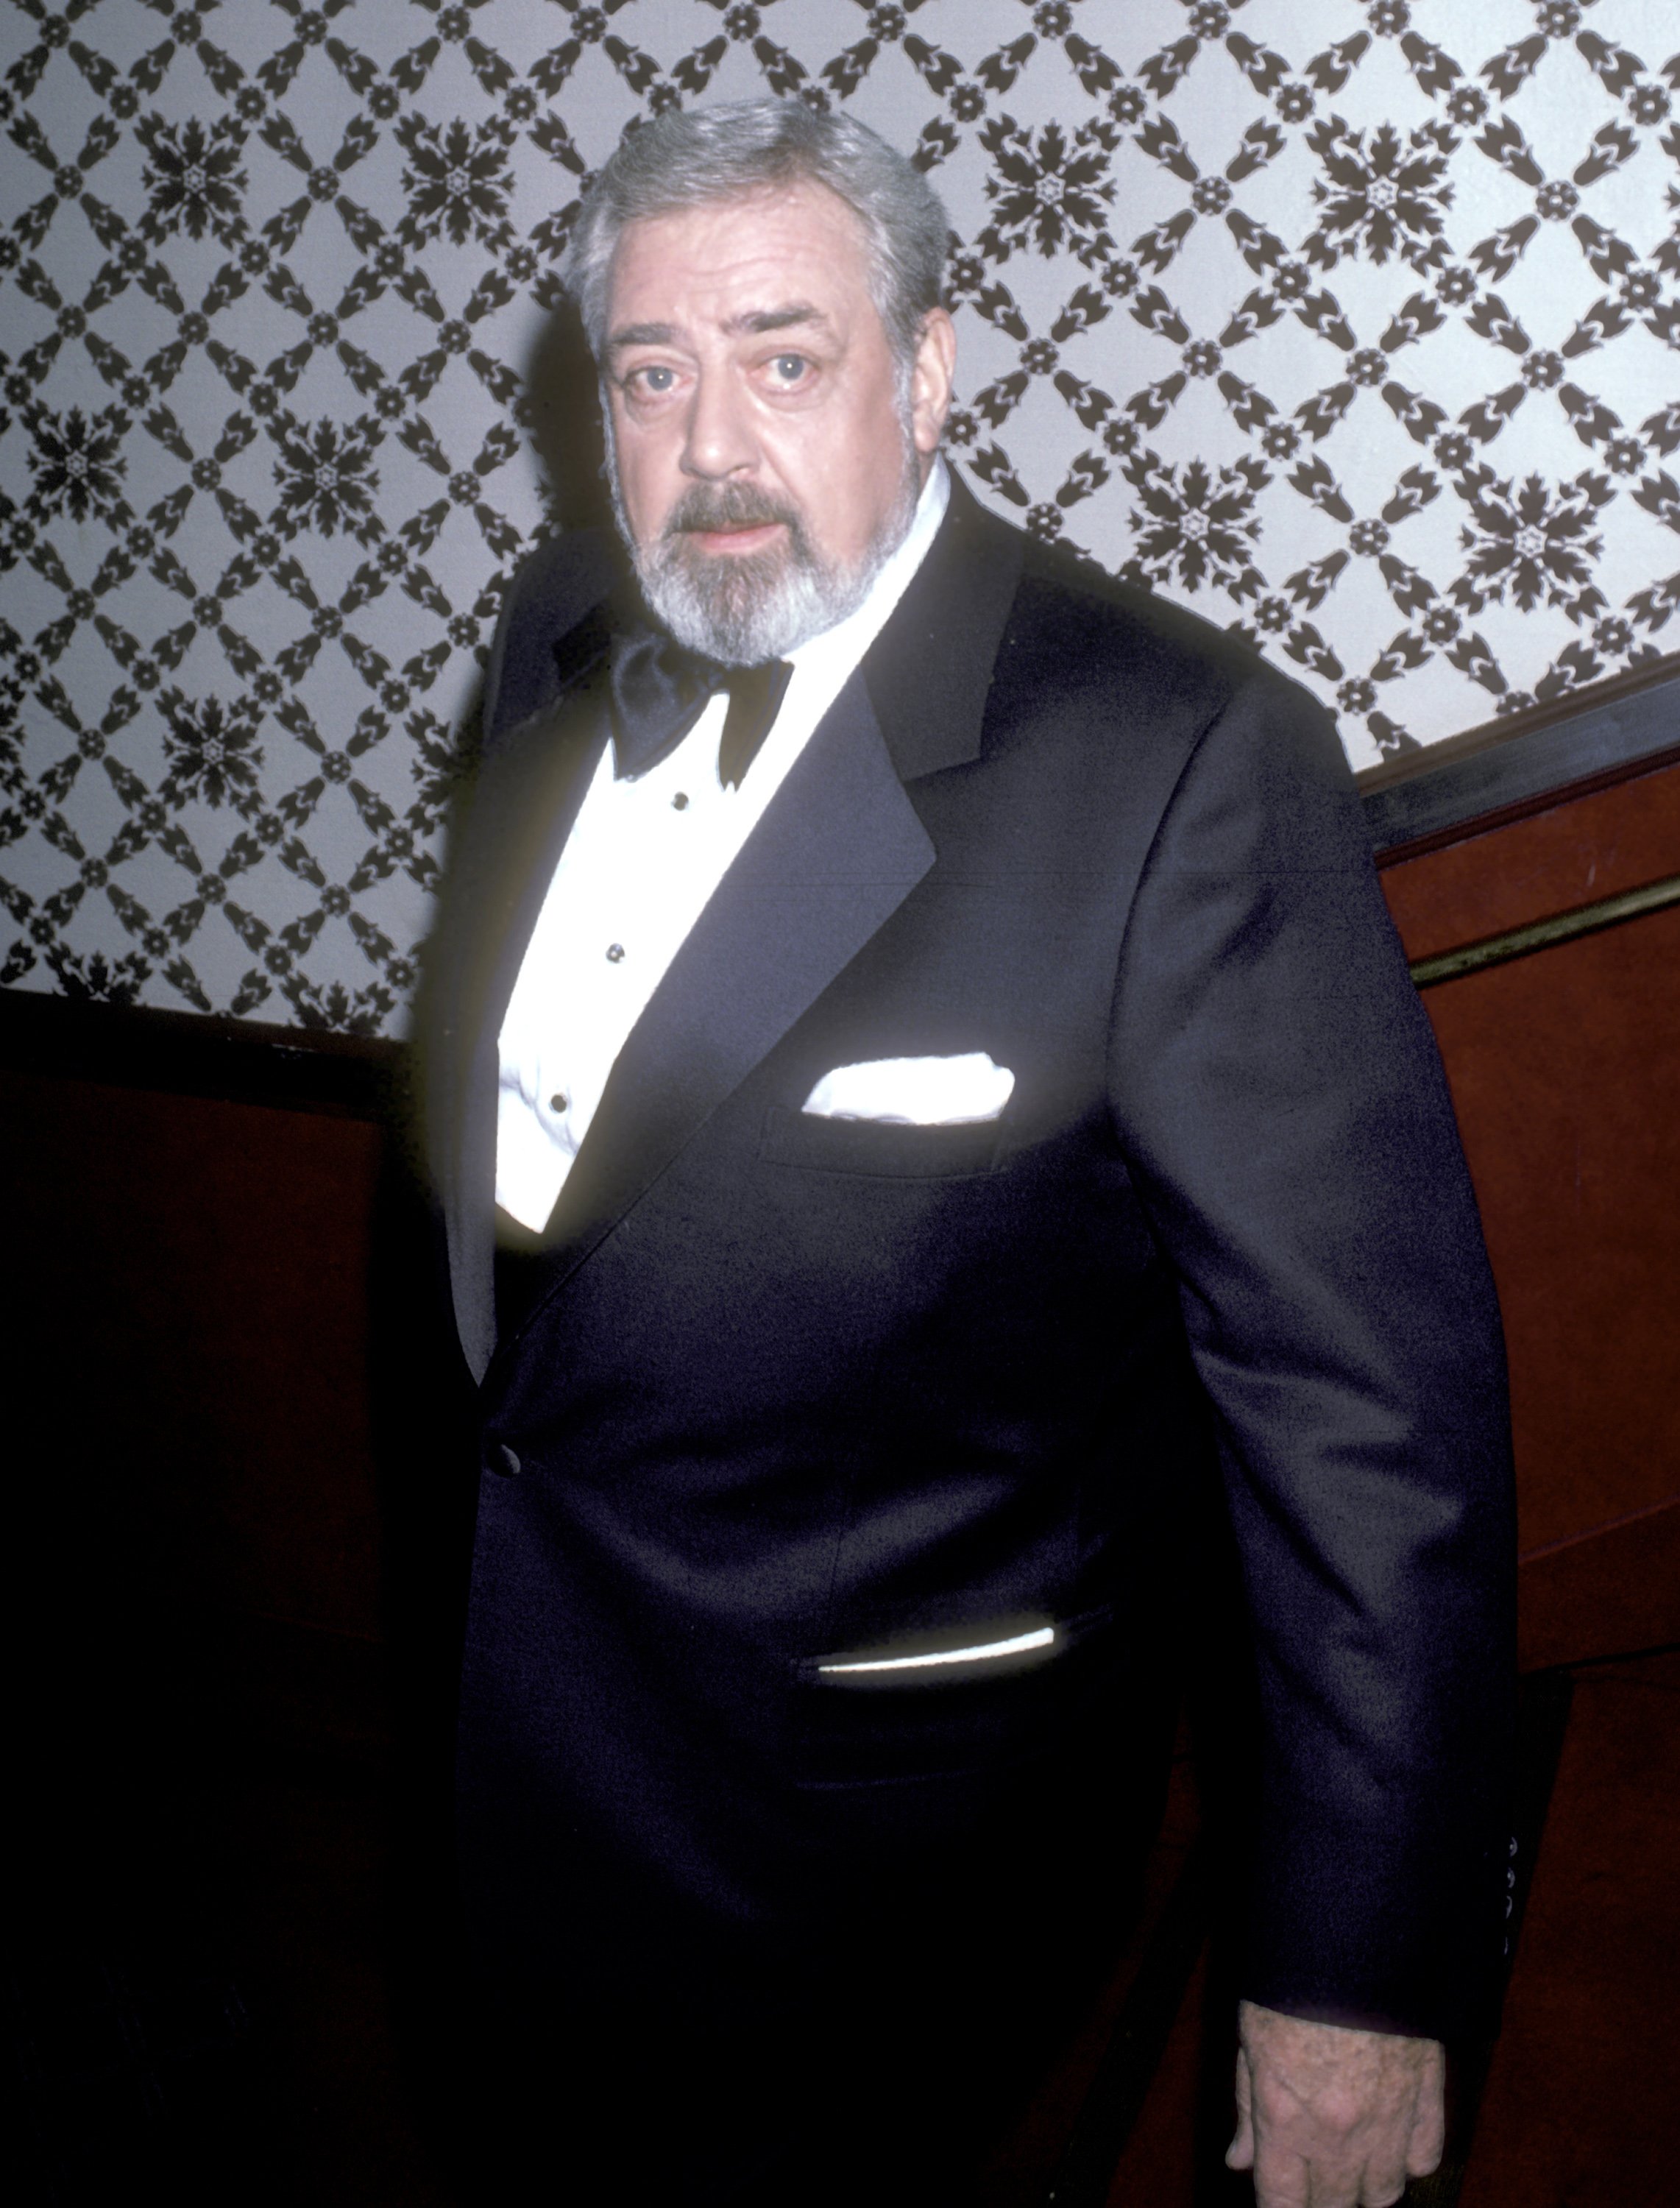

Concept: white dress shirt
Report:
left=494, top=456, right=951, bottom=1234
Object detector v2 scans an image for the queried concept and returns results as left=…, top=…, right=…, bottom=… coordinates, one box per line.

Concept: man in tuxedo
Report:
left=422, top=99, right=1514, bottom=2207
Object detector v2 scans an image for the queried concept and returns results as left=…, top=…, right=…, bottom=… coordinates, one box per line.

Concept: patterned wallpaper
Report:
left=2, top=0, right=1678, bottom=1034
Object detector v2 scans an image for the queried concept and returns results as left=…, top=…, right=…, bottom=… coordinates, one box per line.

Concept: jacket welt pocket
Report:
left=788, top=1611, right=1108, bottom=1788
left=758, top=1104, right=1004, bottom=1180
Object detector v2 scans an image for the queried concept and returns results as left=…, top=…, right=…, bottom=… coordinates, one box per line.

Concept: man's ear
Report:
left=910, top=308, right=957, bottom=458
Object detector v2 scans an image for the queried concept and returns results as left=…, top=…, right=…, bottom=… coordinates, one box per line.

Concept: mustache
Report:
left=662, top=484, right=803, bottom=540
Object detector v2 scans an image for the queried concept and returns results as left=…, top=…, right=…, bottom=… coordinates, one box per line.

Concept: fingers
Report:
left=1227, top=2045, right=1257, bottom=2172
left=1248, top=2131, right=1372, bottom=2207
left=1405, top=2044, right=1447, bottom=2178
left=1233, top=2001, right=1447, bottom=2208
left=1358, top=2141, right=1417, bottom=2207
left=1247, top=2142, right=1407, bottom=2207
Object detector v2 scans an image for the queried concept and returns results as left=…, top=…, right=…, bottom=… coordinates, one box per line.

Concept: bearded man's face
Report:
left=600, top=179, right=953, bottom=664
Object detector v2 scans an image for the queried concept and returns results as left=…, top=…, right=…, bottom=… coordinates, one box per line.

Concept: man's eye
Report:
left=768, top=353, right=809, bottom=383
left=631, top=364, right=676, bottom=395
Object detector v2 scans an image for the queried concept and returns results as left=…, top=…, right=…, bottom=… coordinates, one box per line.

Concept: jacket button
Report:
left=490, top=1442, right=522, bottom=1478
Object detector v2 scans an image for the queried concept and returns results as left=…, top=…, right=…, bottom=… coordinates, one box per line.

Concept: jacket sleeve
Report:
left=1106, top=670, right=1517, bottom=2041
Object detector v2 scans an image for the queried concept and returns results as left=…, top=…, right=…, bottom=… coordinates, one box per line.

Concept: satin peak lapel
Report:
left=494, top=668, right=935, bottom=1352
left=863, top=471, right=1024, bottom=782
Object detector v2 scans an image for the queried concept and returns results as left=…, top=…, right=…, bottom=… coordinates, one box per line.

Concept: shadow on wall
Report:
left=407, top=291, right=623, bottom=1061
left=523, top=290, right=617, bottom=542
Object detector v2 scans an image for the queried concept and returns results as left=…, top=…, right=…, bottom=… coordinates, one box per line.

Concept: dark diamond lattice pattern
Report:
left=3, top=0, right=1678, bottom=1031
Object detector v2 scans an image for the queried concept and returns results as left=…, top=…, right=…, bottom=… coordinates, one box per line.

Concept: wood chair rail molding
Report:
left=1360, top=649, right=1680, bottom=860
left=4, top=665, right=1677, bottom=1674
left=1408, top=870, right=1680, bottom=989
left=0, top=642, right=1674, bottom=1100
left=1372, top=718, right=1680, bottom=1675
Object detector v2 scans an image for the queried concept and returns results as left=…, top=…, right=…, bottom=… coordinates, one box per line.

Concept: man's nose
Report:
left=680, top=369, right=758, bottom=481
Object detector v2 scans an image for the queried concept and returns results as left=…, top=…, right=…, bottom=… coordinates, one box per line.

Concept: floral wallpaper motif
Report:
left=2, top=0, right=1677, bottom=1033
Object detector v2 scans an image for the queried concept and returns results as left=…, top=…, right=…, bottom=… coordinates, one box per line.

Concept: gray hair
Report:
left=564, top=99, right=951, bottom=370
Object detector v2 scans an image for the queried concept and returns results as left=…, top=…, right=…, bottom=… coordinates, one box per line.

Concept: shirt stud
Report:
left=606, top=942, right=625, bottom=963
left=672, top=791, right=689, bottom=810
left=549, top=1091, right=567, bottom=1114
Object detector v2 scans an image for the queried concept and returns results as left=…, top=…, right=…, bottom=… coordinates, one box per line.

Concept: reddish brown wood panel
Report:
left=8, top=731, right=1675, bottom=1683
left=1380, top=757, right=1680, bottom=1667
left=1517, top=1500, right=1680, bottom=1676
left=1380, top=752, right=1680, bottom=958
left=0, top=1067, right=386, bottom=1641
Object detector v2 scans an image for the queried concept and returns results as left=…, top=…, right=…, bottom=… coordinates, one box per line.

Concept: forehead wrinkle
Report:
left=607, top=302, right=837, bottom=355
left=607, top=319, right=679, bottom=353
left=721, top=303, right=832, bottom=339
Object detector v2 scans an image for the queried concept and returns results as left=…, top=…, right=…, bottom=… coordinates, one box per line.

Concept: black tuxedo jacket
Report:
left=422, top=475, right=1514, bottom=2044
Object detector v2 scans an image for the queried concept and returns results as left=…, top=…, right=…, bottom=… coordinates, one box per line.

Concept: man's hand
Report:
left=1226, top=1999, right=1445, bottom=2207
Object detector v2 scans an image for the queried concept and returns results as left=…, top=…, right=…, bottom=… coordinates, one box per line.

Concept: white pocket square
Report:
left=801, top=1052, right=1015, bottom=1126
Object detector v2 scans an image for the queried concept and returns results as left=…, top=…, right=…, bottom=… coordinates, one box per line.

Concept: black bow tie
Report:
left=607, top=626, right=794, bottom=789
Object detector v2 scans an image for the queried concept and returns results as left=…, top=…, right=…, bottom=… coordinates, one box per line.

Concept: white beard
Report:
left=608, top=419, right=921, bottom=666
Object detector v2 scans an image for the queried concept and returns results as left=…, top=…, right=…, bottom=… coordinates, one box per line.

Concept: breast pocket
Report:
left=758, top=1104, right=1004, bottom=1180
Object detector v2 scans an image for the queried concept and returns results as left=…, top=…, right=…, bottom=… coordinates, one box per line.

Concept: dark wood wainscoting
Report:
left=4, top=752, right=1673, bottom=1695
left=1, top=1011, right=398, bottom=1662
left=1, top=726, right=1676, bottom=2201
left=1378, top=747, right=1680, bottom=1670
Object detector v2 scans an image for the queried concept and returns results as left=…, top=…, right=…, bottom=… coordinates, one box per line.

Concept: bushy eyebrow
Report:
left=608, top=320, right=679, bottom=351
left=606, top=302, right=835, bottom=353
left=726, top=304, right=830, bottom=338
